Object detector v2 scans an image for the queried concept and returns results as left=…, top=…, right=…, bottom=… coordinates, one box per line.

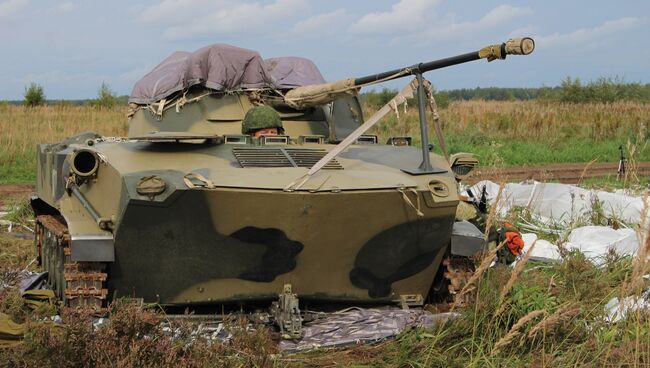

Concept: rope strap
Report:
left=183, top=172, right=215, bottom=189
left=398, top=188, right=424, bottom=218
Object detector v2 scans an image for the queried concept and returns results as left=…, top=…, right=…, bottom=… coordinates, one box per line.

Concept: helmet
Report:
left=241, top=106, right=283, bottom=134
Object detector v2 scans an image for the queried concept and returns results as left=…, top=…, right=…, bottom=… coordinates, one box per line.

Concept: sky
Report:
left=0, top=0, right=648, bottom=100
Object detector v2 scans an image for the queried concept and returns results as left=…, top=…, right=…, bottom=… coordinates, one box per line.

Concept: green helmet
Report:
left=241, top=106, right=283, bottom=134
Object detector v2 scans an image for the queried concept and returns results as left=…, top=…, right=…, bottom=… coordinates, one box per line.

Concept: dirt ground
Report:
left=468, top=162, right=650, bottom=184
left=0, top=184, right=34, bottom=208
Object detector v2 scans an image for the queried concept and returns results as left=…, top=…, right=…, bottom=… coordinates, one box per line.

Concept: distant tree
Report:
left=434, top=91, right=450, bottom=108
left=90, top=82, right=117, bottom=108
left=24, top=82, right=46, bottom=107
left=361, top=88, right=398, bottom=108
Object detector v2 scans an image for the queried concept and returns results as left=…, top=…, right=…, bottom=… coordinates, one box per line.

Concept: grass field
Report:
left=368, top=100, right=650, bottom=166
left=1, top=100, right=649, bottom=184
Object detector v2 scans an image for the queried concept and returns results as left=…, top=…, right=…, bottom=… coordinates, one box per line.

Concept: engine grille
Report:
left=232, top=148, right=343, bottom=169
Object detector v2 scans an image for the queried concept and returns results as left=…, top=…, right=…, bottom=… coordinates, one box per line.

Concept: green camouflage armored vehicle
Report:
left=32, top=39, right=534, bottom=316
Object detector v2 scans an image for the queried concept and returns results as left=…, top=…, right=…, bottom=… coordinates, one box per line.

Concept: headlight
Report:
left=449, top=153, right=478, bottom=181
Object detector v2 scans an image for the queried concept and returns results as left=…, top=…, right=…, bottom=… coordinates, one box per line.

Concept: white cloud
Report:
left=137, top=0, right=309, bottom=40
left=536, top=17, right=644, bottom=48
left=347, top=2, right=533, bottom=46
left=350, top=0, right=440, bottom=34
left=429, top=5, right=533, bottom=39
left=292, top=9, right=351, bottom=35
left=0, top=0, right=28, bottom=18
left=509, top=25, right=538, bottom=39
left=137, top=0, right=218, bottom=26
left=117, top=65, right=154, bottom=84
left=56, top=2, right=78, bottom=14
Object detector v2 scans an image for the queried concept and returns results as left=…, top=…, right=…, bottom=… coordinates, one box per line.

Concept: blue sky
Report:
left=0, top=0, right=648, bottom=99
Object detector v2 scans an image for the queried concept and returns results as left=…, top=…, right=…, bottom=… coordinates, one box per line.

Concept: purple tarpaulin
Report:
left=129, top=44, right=277, bottom=105
left=129, top=44, right=329, bottom=105
left=266, top=57, right=326, bottom=88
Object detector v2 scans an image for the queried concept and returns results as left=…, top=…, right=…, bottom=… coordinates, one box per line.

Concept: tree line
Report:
left=18, top=82, right=128, bottom=108
left=361, top=77, right=650, bottom=108
left=9, top=77, right=650, bottom=108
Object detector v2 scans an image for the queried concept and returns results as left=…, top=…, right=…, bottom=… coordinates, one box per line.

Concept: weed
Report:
left=2, top=199, right=33, bottom=228
left=0, top=235, right=34, bottom=269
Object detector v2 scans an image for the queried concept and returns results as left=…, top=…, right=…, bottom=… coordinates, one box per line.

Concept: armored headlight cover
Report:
left=449, top=153, right=478, bottom=181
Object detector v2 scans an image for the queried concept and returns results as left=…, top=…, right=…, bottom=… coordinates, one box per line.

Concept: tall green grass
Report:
left=0, top=100, right=648, bottom=184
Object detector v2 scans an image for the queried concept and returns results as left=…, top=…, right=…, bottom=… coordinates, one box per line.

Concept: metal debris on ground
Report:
left=279, top=307, right=459, bottom=352
left=0, top=270, right=48, bottom=292
left=18, top=271, right=48, bottom=293
left=77, top=307, right=460, bottom=352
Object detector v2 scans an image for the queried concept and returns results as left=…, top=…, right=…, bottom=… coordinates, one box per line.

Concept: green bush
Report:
left=23, top=82, right=46, bottom=107
left=88, top=82, right=117, bottom=108
left=361, top=88, right=398, bottom=108
left=552, top=76, right=650, bottom=103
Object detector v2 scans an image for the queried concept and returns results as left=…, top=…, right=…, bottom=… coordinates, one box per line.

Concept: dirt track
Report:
left=467, top=162, right=650, bottom=184
left=0, top=184, right=34, bottom=207
left=0, top=161, right=647, bottom=204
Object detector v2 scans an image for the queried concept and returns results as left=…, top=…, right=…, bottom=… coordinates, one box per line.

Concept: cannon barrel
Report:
left=354, top=37, right=535, bottom=86
left=283, top=37, right=535, bottom=109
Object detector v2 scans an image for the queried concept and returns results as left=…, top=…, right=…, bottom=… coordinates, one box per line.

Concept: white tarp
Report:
left=604, top=289, right=650, bottom=323
left=565, top=226, right=639, bottom=259
left=522, top=226, right=642, bottom=263
left=467, top=180, right=650, bottom=227
left=468, top=181, right=649, bottom=263
left=521, top=233, right=561, bottom=261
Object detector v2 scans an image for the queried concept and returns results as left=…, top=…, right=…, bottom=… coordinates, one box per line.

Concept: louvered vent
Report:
left=232, top=148, right=343, bottom=169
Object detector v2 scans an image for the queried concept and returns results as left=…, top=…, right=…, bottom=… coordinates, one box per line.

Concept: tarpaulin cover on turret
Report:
left=129, top=44, right=278, bottom=105
left=265, top=57, right=327, bottom=88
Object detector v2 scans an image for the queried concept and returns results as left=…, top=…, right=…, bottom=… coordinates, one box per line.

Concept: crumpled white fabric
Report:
left=564, top=226, right=639, bottom=259
left=604, top=289, right=650, bottom=323
left=521, top=233, right=561, bottom=261
left=467, top=180, right=649, bottom=227
left=521, top=226, right=643, bottom=263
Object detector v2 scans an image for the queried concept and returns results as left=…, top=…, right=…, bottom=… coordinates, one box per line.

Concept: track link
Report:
left=35, top=215, right=108, bottom=308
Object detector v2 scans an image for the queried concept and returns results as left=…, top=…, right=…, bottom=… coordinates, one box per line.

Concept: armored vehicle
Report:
left=32, top=39, right=534, bottom=314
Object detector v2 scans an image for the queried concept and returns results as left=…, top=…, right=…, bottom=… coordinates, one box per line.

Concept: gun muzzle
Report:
left=479, top=37, right=535, bottom=61
left=505, top=37, right=535, bottom=55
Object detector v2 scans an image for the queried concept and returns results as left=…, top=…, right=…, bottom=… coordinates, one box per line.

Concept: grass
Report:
left=1, top=101, right=649, bottom=184
left=0, top=104, right=126, bottom=184
left=369, top=100, right=650, bottom=167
